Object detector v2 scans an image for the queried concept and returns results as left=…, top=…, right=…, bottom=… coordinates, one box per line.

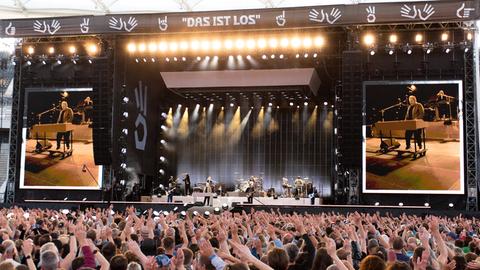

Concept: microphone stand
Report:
left=83, top=165, right=99, bottom=187
left=379, top=101, right=405, bottom=121
left=36, top=106, right=58, bottom=124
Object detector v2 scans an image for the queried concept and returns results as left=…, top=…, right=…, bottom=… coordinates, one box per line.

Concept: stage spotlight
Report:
left=190, top=40, right=200, bottom=51
left=139, top=43, right=147, bottom=53
left=151, top=57, right=156, bottom=62
left=295, top=53, right=300, bottom=58
left=230, top=103, right=234, bottom=107
left=268, top=37, right=278, bottom=48
left=224, top=39, right=234, bottom=50
left=173, top=57, right=178, bottom=61
left=271, top=54, right=275, bottom=59
left=467, top=32, right=473, bottom=41
left=161, top=125, right=167, bottom=131
left=41, top=60, right=46, bottom=65
left=63, top=197, right=68, bottom=201
left=159, top=169, right=165, bottom=175
left=135, top=58, right=139, bottom=63
left=169, top=42, right=178, bottom=52
left=398, top=202, right=404, bottom=207
left=279, top=54, right=284, bottom=59
left=127, top=43, right=136, bottom=53
left=160, top=139, right=166, bottom=144
left=448, top=203, right=454, bottom=208
left=122, top=128, right=128, bottom=135
left=246, top=55, right=252, bottom=60
left=123, top=112, right=129, bottom=118
left=123, top=96, right=129, bottom=103
left=415, top=33, right=423, bottom=43
left=369, top=48, right=376, bottom=56
left=441, top=32, right=449, bottom=42
left=313, top=53, right=318, bottom=58
left=403, top=44, right=412, bottom=55
left=56, top=59, right=61, bottom=65
left=27, top=46, right=34, bottom=55
left=120, top=163, right=127, bottom=169
left=196, top=56, right=201, bottom=61
left=304, top=101, right=308, bottom=106
left=88, top=59, right=93, bottom=64
left=303, top=37, right=312, bottom=48
left=257, top=38, right=267, bottom=49
left=72, top=58, right=77, bottom=64
left=26, top=60, right=31, bottom=66
left=246, top=39, right=256, bottom=50
left=212, top=40, right=222, bottom=51
left=148, top=42, right=157, bottom=52
left=48, top=47, right=55, bottom=54
left=87, top=44, right=98, bottom=55
left=280, top=37, right=289, bottom=48
left=179, top=41, right=189, bottom=51
left=314, top=36, right=325, bottom=47
left=304, top=53, right=309, bottom=58
left=201, top=40, right=210, bottom=51
left=444, top=45, right=453, bottom=53
left=213, top=55, right=219, bottom=61
left=268, top=102, right=272, bottom=107
left=424, top=202, right=430, bottom=207
left=121, top=148, right=127, bottom=154
left=182, top=57, right=186, bottom=61
left=289, top=102, right=294, bottom=106
left=159, top=41, right=168, bottom=52
left=460, top=42, right=470, bottom=52
left=324, top=101, right=328, bottom=106
left=291, top=37, right=301, bottom=48
left=374, top=202, right=380, bottom=206
left=262, top=54, right=267, bottom=59
left=142, top=58, right=147, bottom=62
left=389, top=34, right=398, bottom=44
left=205, top=56, right=210, bottom=60
left=423, top=43, right=433, bottom=54
left=165, top=57, right=170, bottom=62
left=363, top=33, right=375, bottom=46
left=236, top=55, right=242, bottom=60
left=235, top=39, right=245, bottom=50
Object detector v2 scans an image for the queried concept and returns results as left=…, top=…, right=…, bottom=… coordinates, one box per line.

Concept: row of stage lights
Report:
left=126, top=35, right=326, bottom=55
left=134, top=53, right=321, bottom=63
left=376, top=202, right=455, bottom=208
left=18, top=43, right=100, bottom=66
left=362, top=31, right=473, bottom=55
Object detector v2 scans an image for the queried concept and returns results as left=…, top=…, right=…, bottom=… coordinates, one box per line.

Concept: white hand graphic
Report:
left=80, top=18, right=90, bottom=33
left=124, top=16, right=138, bottom=32
left=325, top=8, right=342, bottom=24
left=276, top=11, right=286, bottom=26
left=158, top=16, right=168, bottom=31
left=366, top=6, right=376, bottom=23
left=400, top=4, right=418, bottom=19
left=33, top=20, right=47, bottom=33
left=417, top=3, right=435, bottom=21
left=5, top=22, right=15, bottom=36
left=109, top=17, right=124, bottom=30
left=456, top=3, right=475, bottom=18
left=47, top=19, right=61, bottom=35
left=309, top=9, right=325, bottom=23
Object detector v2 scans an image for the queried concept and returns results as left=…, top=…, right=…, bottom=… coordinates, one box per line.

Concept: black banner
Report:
left=0, top=1, right=477, bottom=37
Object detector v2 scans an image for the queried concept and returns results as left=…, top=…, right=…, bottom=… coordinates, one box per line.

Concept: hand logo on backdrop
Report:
left=80, top=18, right=90, bottom=33
left=309, top=8, right=341, bottom=24
left=108, top=16, right=138, bottom=32
left=33, top=19, right=61, bottom=35
left=158, top=16, right=168, bottom=31
left=276, top=11, right=286, bottom=26
left=5, top=22, right=15, bottom=36
left=365, top=6, right=376, bottom=23
left=400, top=4, right=435, bottom=21
left=457, top=3, right=475, bottom=19
left=134, top=81, right=147, bottom=151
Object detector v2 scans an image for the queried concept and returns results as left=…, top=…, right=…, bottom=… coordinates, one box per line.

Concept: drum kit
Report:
left=282, top=177, right=311, bottom=198
left=236, top=176, right=263, bottom=193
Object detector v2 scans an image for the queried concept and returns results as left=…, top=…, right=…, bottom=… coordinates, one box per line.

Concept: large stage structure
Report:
left=2, top=0, right=479, bottom=211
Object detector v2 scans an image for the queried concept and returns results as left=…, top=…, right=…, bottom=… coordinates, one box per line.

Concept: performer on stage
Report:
left=294, top=176, right=304, bottom=197
left=56, top=101, right=73, bottom=150
left=78, top=96, right=93, bottom=124
left=404, top=95, right=424, bottom=149
left=203, top=176, right=213, bottom=206
left=167, top=176, right=176, bottom=202
left=183, top=174, right=191, bottom=196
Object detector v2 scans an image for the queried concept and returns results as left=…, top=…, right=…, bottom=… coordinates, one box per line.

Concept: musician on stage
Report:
left=294, top=176, right=304, bottom=197
left=203, top=176, right=213, bottom=205
left=78, top=96, right=93, bottom=124
left=56, top=101, right=73, bottom=150
left=183, top=174, right=191, bottom=196
left=404, top=95, right=425, bottom=149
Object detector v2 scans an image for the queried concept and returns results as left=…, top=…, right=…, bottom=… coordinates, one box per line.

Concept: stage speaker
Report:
left=380, top=139, right=400, bottom=152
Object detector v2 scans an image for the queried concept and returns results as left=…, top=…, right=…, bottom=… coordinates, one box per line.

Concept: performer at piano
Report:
left=183, top=173, right=191, bottom=196
left=404, top=95, right=425, bottom=149
left=56, top=101, right=73, bottom=150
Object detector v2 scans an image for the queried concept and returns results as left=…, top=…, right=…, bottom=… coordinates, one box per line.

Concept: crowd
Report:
left=0, top=206, right=479, bottom=270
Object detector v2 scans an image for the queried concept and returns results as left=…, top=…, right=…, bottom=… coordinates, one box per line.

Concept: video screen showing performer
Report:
left=19, top=88, right=102, bottom=189
left=363, top=81, right=463, bottom=194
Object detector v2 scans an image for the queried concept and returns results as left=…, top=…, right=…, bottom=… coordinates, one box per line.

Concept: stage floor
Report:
left=23, top=139, right=100, bottom=188
left=152, top=195, right=319, bottom=207
left=365, top=138, right=461, bottom=192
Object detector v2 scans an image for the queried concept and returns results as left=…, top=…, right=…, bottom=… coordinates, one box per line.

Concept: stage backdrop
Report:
left=19, top=88, right=102, bottom=189
left=363, top=80, right=464, bottom=194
